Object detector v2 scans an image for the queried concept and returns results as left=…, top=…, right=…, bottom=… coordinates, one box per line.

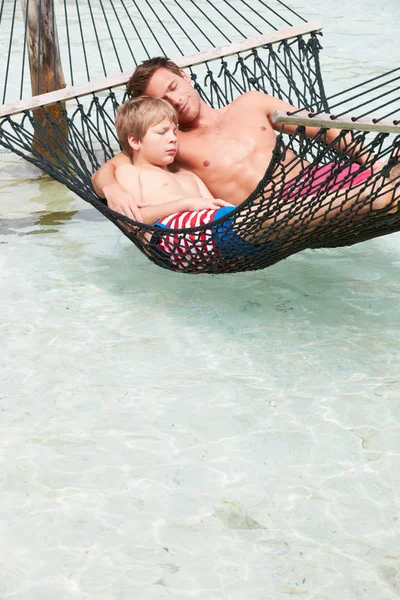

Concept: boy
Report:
left=114, top=96, right=266, bottom=267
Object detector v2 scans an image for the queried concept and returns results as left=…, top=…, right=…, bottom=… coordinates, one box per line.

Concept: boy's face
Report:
left=129, top=118, right=178, bottom=167
left=145, top=68, right=201, bottom=126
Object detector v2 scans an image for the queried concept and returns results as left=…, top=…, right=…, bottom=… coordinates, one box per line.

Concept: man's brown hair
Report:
left=127, top=57, right=182, bottom=98
left=115, top=96, right=177, bottom=159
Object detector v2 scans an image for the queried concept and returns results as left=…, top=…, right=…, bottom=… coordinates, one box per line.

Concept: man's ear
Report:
left=179, top=69, right=191, bottom=84
left=127, top=133, right=140, bottom=152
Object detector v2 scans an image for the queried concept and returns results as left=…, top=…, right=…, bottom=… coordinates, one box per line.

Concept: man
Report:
left=92, top=57, right=391, bottom=223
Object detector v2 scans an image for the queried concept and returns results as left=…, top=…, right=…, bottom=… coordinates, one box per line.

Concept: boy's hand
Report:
left=103, top=183, right=149, bottom=222
left=185, top=198, right=233, bottom=211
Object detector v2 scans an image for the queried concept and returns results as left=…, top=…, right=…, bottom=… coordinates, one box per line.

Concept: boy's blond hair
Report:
left=115, top=96, right=177, bottom=159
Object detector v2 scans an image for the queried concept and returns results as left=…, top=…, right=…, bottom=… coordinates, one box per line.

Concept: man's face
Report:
left=145, top=68, right=201, bottom=126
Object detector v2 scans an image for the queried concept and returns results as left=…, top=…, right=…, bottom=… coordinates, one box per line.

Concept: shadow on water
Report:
left=78, top=233, right=400, bottom=335
left=0, top=172, right=103, bottom=235
left=0, top=208, right=104, bottom=236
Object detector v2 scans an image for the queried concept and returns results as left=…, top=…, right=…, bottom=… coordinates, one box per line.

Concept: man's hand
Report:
left=373, top=159, right=385, bottom=173
left=103, top=183, right=149, bottom=222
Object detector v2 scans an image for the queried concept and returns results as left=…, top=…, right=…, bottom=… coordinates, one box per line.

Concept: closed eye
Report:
left=163, top=81, right=177, bottom=99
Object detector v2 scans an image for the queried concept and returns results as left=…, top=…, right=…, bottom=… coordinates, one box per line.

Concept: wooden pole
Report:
left=20, top=0, right=68, bottom=160
left=272, top=109, right=400, bottom=135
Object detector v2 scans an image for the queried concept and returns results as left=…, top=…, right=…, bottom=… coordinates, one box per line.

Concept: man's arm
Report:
left=91, top=152, right=148, bottom=221
left=252, top=91, right=371, bottom=165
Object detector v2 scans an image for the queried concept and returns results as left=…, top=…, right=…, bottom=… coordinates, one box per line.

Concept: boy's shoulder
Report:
left=133, top=163, right=165, bottom=178
left=171, top=166, right=198, bottom=180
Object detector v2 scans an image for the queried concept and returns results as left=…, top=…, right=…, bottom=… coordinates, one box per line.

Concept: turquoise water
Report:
left=1, top=2, right=400, bottom=599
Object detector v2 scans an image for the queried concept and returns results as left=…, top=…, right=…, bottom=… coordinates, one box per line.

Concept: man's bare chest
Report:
left=178, top=117, right=277, bottom=170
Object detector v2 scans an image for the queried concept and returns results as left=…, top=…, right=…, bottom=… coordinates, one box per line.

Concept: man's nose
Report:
left=166, top=92, right=181, bottom=108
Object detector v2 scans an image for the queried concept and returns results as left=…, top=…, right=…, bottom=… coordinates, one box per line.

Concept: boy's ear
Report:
left=179, top=69, right=191, bottom=84
left=127, top=133, right=140, bottom=151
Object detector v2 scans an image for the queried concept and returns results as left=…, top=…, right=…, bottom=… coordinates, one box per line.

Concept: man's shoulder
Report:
left=230, top=90, right=277, bottom=110
left=231, top=90, right=266, bottom=106
left=229, top=91, right=288, bottom=118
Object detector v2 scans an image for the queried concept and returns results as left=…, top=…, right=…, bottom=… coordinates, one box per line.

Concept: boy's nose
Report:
left=168, top=128, right=177, bottom=140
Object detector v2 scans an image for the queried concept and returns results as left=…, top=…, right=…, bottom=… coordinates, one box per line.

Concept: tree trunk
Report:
left=21, top=0, right=68, bottom=161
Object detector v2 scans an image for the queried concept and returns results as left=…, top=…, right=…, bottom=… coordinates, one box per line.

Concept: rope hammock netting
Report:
left=1, top=0, right=400, bottom=274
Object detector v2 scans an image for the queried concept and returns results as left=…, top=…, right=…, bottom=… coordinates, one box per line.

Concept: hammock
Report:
left=1, top=0, right=400, bottom=274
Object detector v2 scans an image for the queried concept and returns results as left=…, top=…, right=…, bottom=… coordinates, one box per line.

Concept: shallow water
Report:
left=1, top=1, right=400, bottom=599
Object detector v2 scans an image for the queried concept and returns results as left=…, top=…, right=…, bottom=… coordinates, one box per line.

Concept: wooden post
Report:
left=272, top=109, right=400, bottom=135
left=21, top=0, right=68, bottom=160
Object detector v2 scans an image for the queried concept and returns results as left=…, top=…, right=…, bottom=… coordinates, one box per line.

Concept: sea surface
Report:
left=1, top=1, right=400, bottom=599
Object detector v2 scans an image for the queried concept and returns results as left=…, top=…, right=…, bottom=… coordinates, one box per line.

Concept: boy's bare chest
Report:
left=140, top=170, right=199, bottom=203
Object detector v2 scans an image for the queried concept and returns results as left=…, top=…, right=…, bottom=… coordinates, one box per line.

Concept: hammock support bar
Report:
left=273, top=109, right=400, bottom=134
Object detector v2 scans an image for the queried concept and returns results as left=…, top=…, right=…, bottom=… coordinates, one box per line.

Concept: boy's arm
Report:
left=188, top=171, right=215, bottom=199
left=116, top=165, right=232, bottom=225
left=140, top=197, right=231, bottom=225
left=115, top=164, right=143, bottom=203
left=91, top=152, right=147, bottom=221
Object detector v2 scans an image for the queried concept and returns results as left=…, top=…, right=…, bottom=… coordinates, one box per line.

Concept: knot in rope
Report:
left=218, top=61, right=229, bottom=78
left=232, top=55, right=245, bottom=76
left=308, top=35, right=323, bottom=53
left=382, top=155, right=400, bottom=178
